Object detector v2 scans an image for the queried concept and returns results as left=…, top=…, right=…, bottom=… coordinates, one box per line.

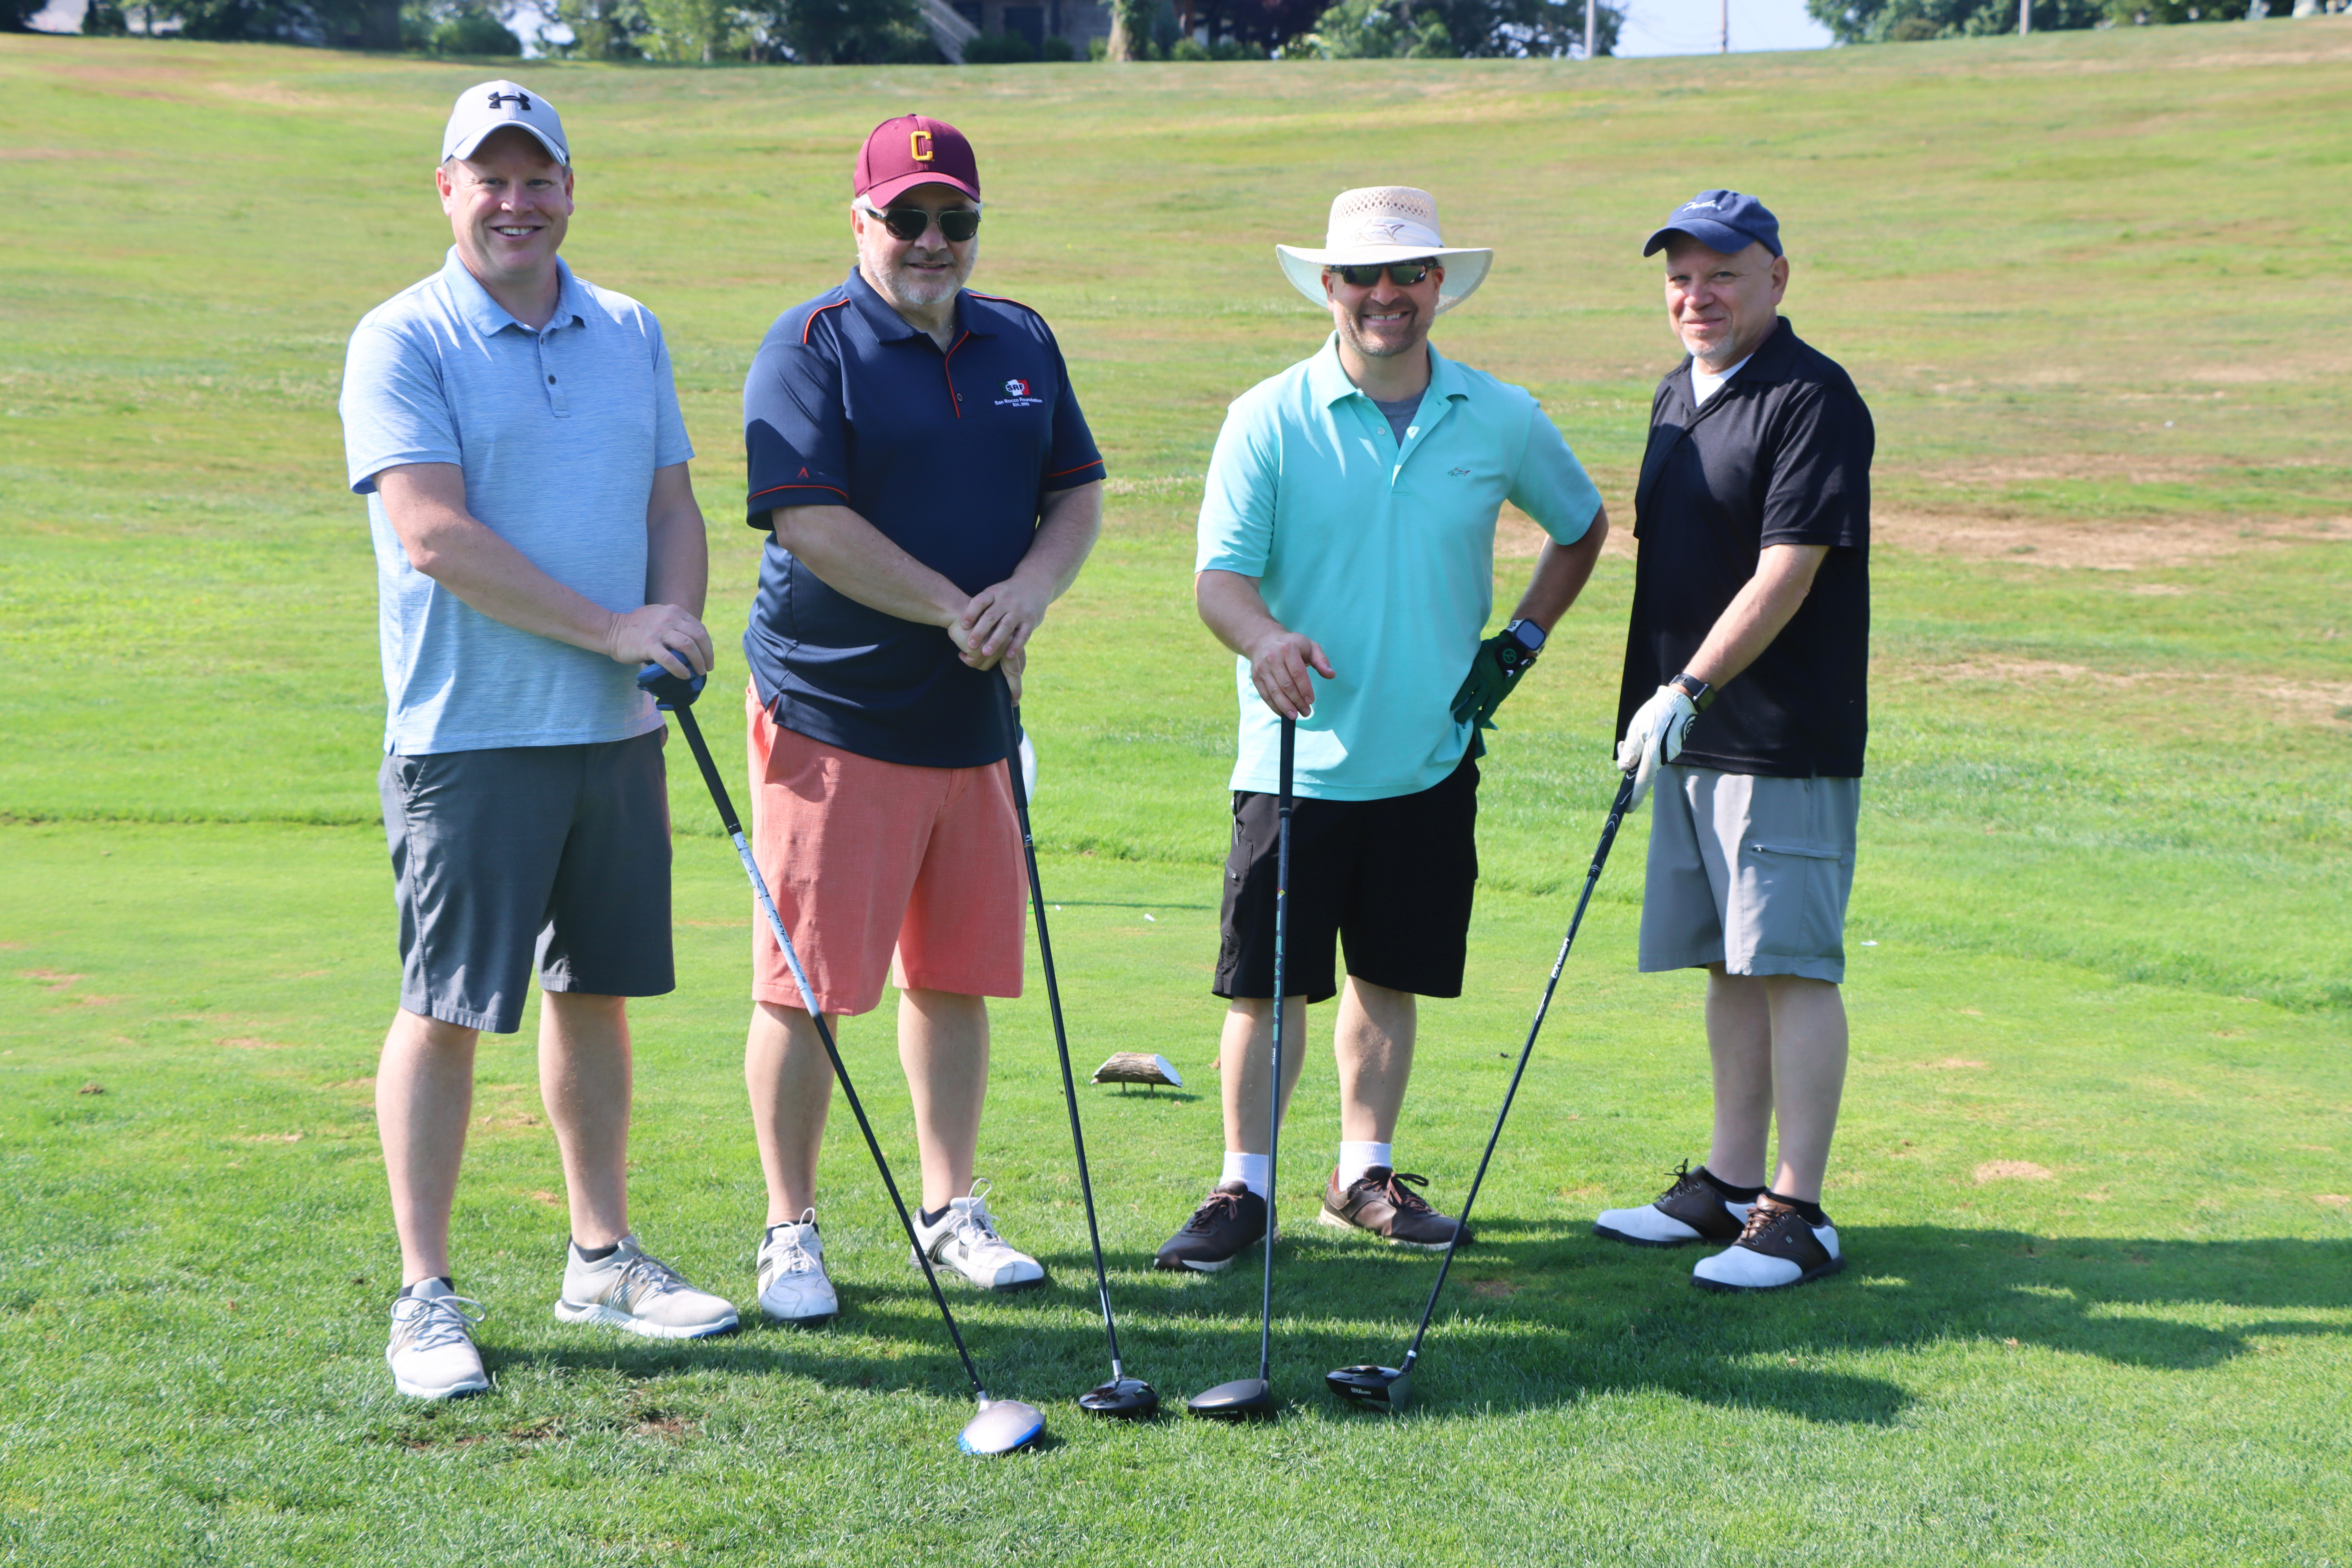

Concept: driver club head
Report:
left=958, top=1398, right=1047, bottom=1455
left=1185, top=1377, right=1276, bottom=1422
left=1078, top=1377, right=1160, bottom=1420
left=1325, top=1363, right=1412, bottom=1414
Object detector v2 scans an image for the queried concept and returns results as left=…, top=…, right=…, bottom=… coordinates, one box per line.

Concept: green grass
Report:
left=3, top=24, right=2350, bottom=1567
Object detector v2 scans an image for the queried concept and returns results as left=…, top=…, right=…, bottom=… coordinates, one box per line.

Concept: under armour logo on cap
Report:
left=488, top=89, right=532, bottom=111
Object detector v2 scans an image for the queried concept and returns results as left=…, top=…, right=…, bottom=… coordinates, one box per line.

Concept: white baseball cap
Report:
left=441, top=80, right=568, bottom=166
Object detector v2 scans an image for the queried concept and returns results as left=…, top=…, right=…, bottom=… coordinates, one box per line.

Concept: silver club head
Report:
left=959, top=1398, right=1047, bottom=1455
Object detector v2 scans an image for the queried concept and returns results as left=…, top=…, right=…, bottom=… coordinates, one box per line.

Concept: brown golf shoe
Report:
left=1318, top=1166, right=1468, bottom=1250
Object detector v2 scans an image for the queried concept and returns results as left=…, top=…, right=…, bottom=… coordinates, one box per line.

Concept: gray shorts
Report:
left=1638, top=766, right=1860, bottom=984
left=379, top=729, right=674, bottom=1034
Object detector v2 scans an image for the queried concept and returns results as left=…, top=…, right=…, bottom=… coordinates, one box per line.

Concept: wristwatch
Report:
left=1667, top=671, right=1717, bottom=711
left=1501, top=619, right=1546, bottom=660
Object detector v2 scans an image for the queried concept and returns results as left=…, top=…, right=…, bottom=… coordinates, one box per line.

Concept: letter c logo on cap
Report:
left=911, top=130, right=934, bottom=163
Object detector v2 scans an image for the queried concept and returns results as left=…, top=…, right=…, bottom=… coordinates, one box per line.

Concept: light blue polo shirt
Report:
left=340, top=249, right=693, bottom=755
left=1196, top=336, right=1601, bottom=801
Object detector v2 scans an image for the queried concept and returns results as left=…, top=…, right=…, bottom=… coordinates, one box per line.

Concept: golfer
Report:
left=1155, top=187, right=1610, bottom=1272
left=1591, top=191, right=1873, bottom=1291
left=340, top=81, right=737, bottom=1401
left=735, top=116, right=1105, bottom=1324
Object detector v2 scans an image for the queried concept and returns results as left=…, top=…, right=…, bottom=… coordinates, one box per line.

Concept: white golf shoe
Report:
left=757, top=1210, right=838, bottom=1327
left=554, top=1234, right=739, bottom=1339
left=1593, top=1161, right=1756, bottom=1248
left=1692, top=1202, right=1844, bottom=1292
left=386, top=1278, right=490, bottom=1400
left=910, top=1180, right=1045, bottom=1291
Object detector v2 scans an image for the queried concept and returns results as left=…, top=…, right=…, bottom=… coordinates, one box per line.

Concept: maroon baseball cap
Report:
left=854, top=114, right=981, bottom=208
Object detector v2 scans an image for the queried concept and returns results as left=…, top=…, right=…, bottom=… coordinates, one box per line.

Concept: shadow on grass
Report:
left=465, top=1226, right=2351, bottom=1433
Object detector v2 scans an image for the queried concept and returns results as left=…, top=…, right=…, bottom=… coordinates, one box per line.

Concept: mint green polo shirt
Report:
left=1196, top=336, right=1602, bottom=802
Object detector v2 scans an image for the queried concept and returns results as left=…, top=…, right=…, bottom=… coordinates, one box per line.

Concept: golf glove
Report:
left=1615, top=685, right=1699, bottom=807
left=1449, top=633, right=1538, bottom=740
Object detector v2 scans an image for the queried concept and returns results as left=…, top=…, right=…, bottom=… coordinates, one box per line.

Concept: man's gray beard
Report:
left=1682, top=329, right=1740, bottom=370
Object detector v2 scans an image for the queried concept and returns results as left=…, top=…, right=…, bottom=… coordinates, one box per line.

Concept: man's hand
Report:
left=1450, top=634, right=1538, bottom=734
left=1615, top=684, right=1699, bottom=806
left=958, top=574, right=1053, bottom=667
left=605, top=603, right=713, bottom=680
left=1245, top=629, right=1334, bottom=720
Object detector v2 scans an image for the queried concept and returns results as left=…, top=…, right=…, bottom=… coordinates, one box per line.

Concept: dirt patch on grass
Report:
left=1975, top=1161, right=2054, bottom=1182
left=1890, top=657, right=2352, bottom=728
left=1917, top=1058, right=1989, bottom=1070
left=1877, top=510, right=2347, bottom=570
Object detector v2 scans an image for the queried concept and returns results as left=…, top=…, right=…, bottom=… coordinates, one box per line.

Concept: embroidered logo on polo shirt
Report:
left=994, top=376, right=1044, bottom=409
left=1449, top=467, right=1471, bottom=477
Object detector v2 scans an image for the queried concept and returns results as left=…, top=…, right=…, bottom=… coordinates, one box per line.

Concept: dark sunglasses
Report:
left=1332, top=261, right=1434, bottom=288
left=863, top=205, right=981, bottom=243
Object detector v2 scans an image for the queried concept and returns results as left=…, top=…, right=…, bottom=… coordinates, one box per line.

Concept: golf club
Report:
left=993, top=678, right=1158, bottom=1420
left=637, top=663, right=1045, bottom=1457
left=1326, top=766, right=1641, bottom=1415
left=1187, top=713, right=1295, bottom=1423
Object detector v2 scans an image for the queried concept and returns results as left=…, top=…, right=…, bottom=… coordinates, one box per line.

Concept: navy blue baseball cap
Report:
left=1643, top=190, right=1782, bottom=259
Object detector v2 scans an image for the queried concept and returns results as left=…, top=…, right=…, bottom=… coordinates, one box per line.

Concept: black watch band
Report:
left=1668, top=672, right=1716, bottom=712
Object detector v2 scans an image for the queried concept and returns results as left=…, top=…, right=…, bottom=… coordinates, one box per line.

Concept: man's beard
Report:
left=1339, top=303, right=1420, bottom=360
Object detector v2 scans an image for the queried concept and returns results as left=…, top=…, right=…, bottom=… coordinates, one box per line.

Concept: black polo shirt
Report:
left=742, top=269, right=1105, bottom=768
left=1617, top=317, right=1873, bottom=779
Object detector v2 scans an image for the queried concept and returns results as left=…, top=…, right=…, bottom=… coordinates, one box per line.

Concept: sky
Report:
left=27, top=0, right=1837, bottom=54
left=1616, top=0, right=1837, bottom=54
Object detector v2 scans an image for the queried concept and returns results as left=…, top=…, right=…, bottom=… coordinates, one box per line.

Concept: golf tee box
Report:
left=1091, top=1053, right=1183, bottom=1091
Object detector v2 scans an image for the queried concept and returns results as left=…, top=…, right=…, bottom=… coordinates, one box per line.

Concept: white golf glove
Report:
left=1615, top=685, right=1699, bottom=807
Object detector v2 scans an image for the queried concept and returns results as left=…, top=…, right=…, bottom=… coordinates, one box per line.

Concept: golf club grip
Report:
left=1398, top=769, right=1639, bottom=1364
left=667, top=704, right=745, bottom=840
left=660, top=706, right=991, bottom=1402
left=996, top=680, right=1127, bottom=1373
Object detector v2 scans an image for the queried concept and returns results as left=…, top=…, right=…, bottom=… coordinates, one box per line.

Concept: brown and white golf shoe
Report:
left=1592, top=1161, right=1756, bottom=1248
left=1318, top=1166, right=1467, bottom=1250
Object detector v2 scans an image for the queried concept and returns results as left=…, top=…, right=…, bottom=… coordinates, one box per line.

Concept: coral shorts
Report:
left=746, top=686, right=1025, bottom=1018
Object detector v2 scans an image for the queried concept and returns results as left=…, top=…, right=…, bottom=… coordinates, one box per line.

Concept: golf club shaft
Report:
left=1261, top=714, right=1295, bottom=1385
left=995, top=681, right=1127, bottom=1378
left=1395, top=767, right=1641, bottom=1373
left=664, top=700, right=992, bottom=1402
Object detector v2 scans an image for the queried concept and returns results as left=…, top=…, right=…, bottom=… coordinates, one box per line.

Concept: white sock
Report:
left=1220, top=1151, right=1271, bottom=1200
left=1337, top=1141, right=1393, bottom=1188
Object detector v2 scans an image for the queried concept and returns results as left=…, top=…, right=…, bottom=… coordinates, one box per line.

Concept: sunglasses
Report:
left=862, top=205, right=981, bottom=243
left=1331, top=261, right=1435, bottom=288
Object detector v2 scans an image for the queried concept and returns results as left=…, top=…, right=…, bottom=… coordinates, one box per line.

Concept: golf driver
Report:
left=993, top=679, right=1158, bottom=1420
left=1187, top=713, right=1295, bottom=1424
left=1327, top=766, right=1641, bottom=1415
left=637, top=663, right=1045, bottom=1457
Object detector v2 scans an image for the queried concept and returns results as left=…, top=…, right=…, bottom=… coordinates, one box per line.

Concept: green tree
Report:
left=774, top=0, right=937, bottom=61
left=1289, top=0, right=1452, bottom=54
left=640, top=0, right=741, bottom=57
left=553, top=0, right=648, bottom=55
left=1807, top=0, right=2106, bottom=41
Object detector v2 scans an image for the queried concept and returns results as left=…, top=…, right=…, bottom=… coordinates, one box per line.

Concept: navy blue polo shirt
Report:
left=1617, top=317, right=1873, bottom=778
left=742, top=269, right=1105, bottom=767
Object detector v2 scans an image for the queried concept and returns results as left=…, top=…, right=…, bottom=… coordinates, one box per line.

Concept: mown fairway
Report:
left=3, top=24, right=2349, bottom=1566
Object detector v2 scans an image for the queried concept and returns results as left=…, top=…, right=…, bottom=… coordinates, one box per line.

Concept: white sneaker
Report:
left=1593, top=1161, right=1756, bottom=1248
left=910, top=1180, right=1045, bottom=1291
left=757, top=1210, right=838, bottom=1326
left=1692, top=1202, right=1844, bottom=1292
left=386, top=1278, right=489, bottom=1400
left=554, top=1234, right=739, bottom=1339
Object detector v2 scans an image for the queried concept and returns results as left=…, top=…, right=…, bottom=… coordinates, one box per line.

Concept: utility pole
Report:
left=1585, top=0, right=1594, bottom=57
left=2019, top=0, right=2030, bottom=33
left=1721, top=0, right=1728, bottom=51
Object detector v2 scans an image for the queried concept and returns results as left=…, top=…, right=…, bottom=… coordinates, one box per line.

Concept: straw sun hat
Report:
left=1274, top=186, right=1494, bottom=314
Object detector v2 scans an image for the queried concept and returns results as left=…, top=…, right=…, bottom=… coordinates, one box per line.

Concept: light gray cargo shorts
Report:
left=1638, top=766, right=1860, bottom=983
